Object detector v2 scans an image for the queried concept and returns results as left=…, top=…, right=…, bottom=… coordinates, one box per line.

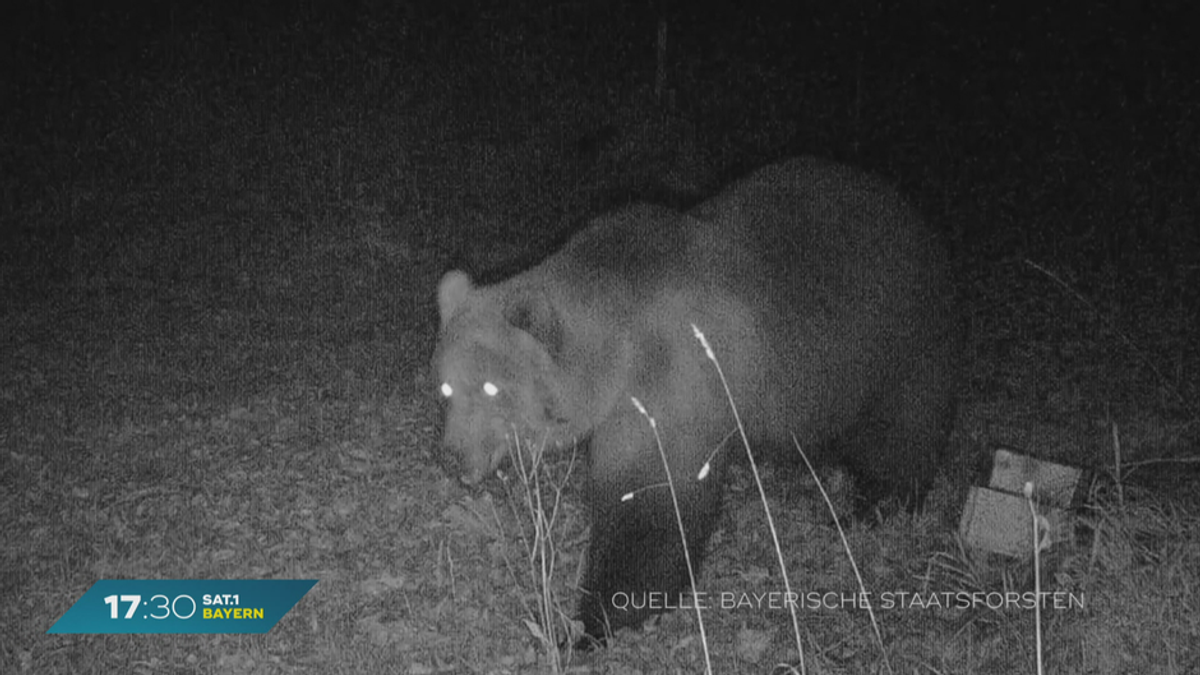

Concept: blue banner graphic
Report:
left=47, top=579, right=318, bottom=634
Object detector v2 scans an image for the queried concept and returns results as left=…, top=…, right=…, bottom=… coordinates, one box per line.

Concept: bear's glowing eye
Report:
left=482, top=381, right=499, bottom=397
left=440, top=382, right=453, bottom=398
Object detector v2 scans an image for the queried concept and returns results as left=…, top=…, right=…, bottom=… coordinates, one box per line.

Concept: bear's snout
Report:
left=443, top=421, right=509, bottom=486
left=457, top=449, right=493, bottom=486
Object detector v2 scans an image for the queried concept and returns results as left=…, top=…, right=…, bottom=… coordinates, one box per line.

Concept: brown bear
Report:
left=433, top=157, right=957, bottom=647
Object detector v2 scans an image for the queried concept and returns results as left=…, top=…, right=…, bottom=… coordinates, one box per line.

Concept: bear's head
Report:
left=434, top=270, right=575, bottom=485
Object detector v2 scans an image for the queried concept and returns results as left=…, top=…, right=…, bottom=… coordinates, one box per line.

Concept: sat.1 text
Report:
left=203, top=594, right=240, bottom=606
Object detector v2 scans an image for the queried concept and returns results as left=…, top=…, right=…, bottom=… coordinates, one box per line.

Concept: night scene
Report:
left=2, top=0, right=1197, bottom=672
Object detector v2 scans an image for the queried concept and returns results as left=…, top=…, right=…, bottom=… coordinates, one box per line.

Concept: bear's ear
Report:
left=438, top=270, right=474, bottom=326
left=504, top=292, right=564, bottom=358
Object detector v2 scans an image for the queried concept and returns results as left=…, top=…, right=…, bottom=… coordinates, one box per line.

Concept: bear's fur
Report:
left=433, top=157, right=957, bottom=645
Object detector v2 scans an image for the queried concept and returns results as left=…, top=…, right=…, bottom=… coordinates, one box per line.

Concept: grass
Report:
left=3, top=0, right=1199, bottom=672
left=496, top=435, right=580, bottom=668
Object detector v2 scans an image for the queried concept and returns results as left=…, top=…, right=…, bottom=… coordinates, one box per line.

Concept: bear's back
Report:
left=691, top=156, right=946, bottom=342
left=508, top=203, right=729, bottom=326
left=486, top=157, right=951, bottom=436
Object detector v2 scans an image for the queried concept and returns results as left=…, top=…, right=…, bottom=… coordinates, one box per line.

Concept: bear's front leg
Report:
left=575, top=425, right=727, bottom=648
